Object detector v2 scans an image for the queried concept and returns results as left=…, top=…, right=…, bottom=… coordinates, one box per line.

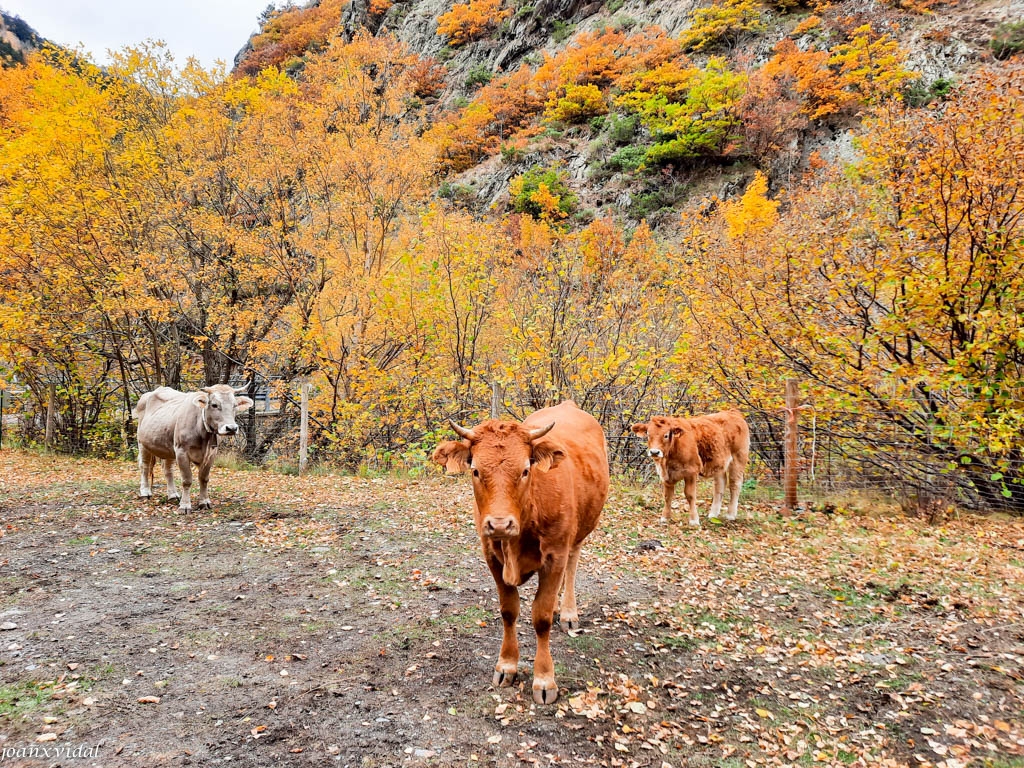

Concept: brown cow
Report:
left=432, top=400, right=609, bottom=704
left=631, top=409, right=750, bottom=527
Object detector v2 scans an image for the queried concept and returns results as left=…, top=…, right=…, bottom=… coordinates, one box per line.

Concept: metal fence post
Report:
left=299, top=381, right=310, bottom=476
left=783, top=379, right=800, bottom=514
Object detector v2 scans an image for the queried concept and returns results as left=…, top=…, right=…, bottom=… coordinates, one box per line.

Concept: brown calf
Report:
left=432, top=400, right=609, bottom=704
left=631, top=409, right=750, bottom=526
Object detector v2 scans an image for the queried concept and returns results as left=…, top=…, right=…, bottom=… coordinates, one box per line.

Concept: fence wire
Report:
left=1, top=384, right=1021, bottom=515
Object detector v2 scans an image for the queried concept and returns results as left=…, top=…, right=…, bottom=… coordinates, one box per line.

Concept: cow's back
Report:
left=135, top=388, right=191, bottom=459
left=524, top=401, right=609, bottom=545
left=692, top=410, right=749, bottom=471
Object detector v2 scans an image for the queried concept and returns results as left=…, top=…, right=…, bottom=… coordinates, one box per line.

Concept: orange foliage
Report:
left=429, top=26, right=680, bottom=171
left=436, top=0, right=511, bottom=46
left=762, top=38, right=846, bottom=120
left=408, top=56, right=447, bottom=98
left=235, top=0, right=345, bottom=76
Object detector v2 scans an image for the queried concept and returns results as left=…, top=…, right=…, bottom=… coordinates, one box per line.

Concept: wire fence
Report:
left=1, top=381, right=1021, bottom=516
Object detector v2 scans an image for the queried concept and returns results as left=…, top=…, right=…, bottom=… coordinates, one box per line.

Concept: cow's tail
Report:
left=132, top=391, right=152, bottom=421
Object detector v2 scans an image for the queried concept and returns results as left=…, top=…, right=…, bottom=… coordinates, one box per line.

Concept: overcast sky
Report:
left=1, top=0, right=274, bottom=70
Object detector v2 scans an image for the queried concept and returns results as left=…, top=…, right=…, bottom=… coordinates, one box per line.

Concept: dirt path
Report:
left=1, top=452, right=1022, bottom=767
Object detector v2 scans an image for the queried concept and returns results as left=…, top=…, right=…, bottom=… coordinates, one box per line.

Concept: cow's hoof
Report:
left=139, top=491, right=152, bottom=499
left=197, top=500, right=212, bottom=510
left=167, top=494, right=180, bottom=502
left=725, top=513, right=738, bottom=521
left=532, top=679, right=559, bottom=705
left=493, top=666, right=518, bottom=687
left=179, top=504, right=192, bottom=513
left=560, top=614, right=579, bottom=631
left=688, top=520, right=701, bottom=528
left=659, top=516, right=670, bottom=524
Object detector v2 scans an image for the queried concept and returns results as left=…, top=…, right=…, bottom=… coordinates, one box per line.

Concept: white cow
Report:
left=134, top=384, right=253, bottom=512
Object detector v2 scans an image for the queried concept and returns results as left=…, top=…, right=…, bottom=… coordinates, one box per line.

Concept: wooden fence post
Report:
left=299, top=381, right=310, bottom=476
left=45, top=382, right=56, bottom=450
left=783, top=378, right=800, bottom=514
left=490, top=381, right=502, bottom=419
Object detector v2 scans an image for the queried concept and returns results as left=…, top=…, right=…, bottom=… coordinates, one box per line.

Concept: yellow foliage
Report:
left=722, top=171, right=779, bottom=239
left=543, top=83, right=608, bottom=123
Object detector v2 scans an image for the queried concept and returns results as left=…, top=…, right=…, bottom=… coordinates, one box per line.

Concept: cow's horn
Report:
left=449, top=420, right=476, bottom=441
left=233, top=381, right=250, bottom=394
left=201, top=386, right=215, bottom=393
left=527, top=422, right=555, bottom=441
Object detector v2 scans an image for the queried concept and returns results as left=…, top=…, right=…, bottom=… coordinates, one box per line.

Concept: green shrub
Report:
left=606, top=144, right=647, bottom=172
left=605, top=0, right=624, bottom=12
left=465, top=63, right=493, bottom=88
left=500, top=143, right=525, bottom=163
left=607, top=113, right=636, bottom=144
left=552, top=20, right=576, bottom=43
left=509, top=165, right=578, bottom=219
left=990, top=21, right=1024, bottom=60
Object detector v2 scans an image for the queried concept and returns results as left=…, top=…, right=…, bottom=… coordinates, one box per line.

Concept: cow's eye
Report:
left=663, top=433, right=670, bottom=441
left=472, top=468, right=479, bottom=478
left=212, top=403, right=220, bottom=409
left=522, top=467, right=529, bottom=478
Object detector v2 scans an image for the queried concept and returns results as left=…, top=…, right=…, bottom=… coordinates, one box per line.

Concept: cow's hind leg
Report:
left=196, top=459, right=213, bottom=510
left=138, top=445, right=155, bottom=498
left=684, top=475, right=700, bottom=527
left=163, top=459, right=179, bottom=500
left=726, top=456, right=744, bottom=521
left=556, top=545, right=582, bottom=630
left=532, top=559, right=566, bottom=704
left=661, top=481, right=676, bottom=524
left=708, top=472, right=725, bottom=520
left=485, top=553, right=520, bottom=688
left=175, top=451, right=194, bottom=512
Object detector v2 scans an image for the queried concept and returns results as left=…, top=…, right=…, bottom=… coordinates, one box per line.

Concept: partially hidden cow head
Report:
left=432, top=419, right=566, bottom=540
left=195, top=384, right=253, bottom=436
left=632, top=416, right=688, bottom=460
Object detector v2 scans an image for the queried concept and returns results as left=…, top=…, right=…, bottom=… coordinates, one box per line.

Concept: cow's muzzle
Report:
left=648, top=448, right=663, bottom=458
left=483, top=515, right=520, bottom=539
left=220, top=424, right=239, bottom=435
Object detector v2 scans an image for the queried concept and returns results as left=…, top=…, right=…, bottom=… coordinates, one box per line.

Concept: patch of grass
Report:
left=67, top=535, right=98, bottom=546
left=659, top=633, right=697, bottom=652
left=0, top=681, right=57, bottom=720
left=566, top=633, right=604, bottom=652
left=445, top=604, right=491, bottom=630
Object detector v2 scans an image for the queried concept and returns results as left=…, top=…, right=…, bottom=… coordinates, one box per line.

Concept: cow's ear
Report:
left=194, top=393, right=209, bottom=409
left=234, top=396, right=254, bottom=412
left=431, top=440, right=471, bottom=474
left=531, top=442, right=566, bottom=472
left=631, top=423, right=648, bottom=435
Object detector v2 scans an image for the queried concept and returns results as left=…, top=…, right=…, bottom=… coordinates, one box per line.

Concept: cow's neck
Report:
left=192, top=406, right=218, bottom=447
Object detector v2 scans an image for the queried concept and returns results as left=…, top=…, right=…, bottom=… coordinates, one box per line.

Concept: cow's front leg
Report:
left=708, top=473, right=725, bottom=520
left=684, top=475, right=699, bottom=527
left=138, top=445, right=155, bottom=498
left=485, top=552, right=520, bottom=687
left=175, top=451, right=194, bottom=512
left=163, top=459, right=179, bottom=500
left=195, top=458, right=213, bottom=510
left=661, top=480, right=676, bottom=523
left=532, top=557, right=567, bottom=704
left=557, top=544, right=582, bottom=630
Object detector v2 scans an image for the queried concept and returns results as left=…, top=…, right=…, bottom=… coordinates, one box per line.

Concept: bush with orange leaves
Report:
left=436, top=0, right=511, bottom=46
